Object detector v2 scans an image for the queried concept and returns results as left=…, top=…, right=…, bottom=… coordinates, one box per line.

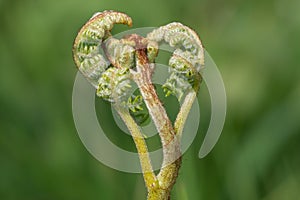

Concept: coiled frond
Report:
left=73, top=11, right=132, bottom=87
left=104, top=37, right=136, bottom=69
left=96, top=67, right=132, bottom=102
left=147, top=22, right=204, bottom=98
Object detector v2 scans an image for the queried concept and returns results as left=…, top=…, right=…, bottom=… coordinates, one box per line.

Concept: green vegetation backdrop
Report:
left=0, top=0, right=299, bottom=199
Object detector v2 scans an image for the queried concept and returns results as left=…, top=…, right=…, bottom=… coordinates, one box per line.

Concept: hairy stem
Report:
left=175, top=72, right=202, bottom=138
left=114, top=104, right=158, bottom=192
left=129, top=35, right=181, bottom=199
left=175, top=91, right=197, bottom=139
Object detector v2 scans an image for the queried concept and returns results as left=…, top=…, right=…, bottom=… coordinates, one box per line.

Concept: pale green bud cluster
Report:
left=127, top=95, right=143, bottom=112
left=105, top=37, right=136, bottom=69
left=163, top=53, right=198, bottom=100
left=96, top=67, right=131, bottom=102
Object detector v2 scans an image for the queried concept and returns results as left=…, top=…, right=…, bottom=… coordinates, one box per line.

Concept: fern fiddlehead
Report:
left=73, top=10, right=204, bottom=200
left=73, top=11, right=133, bottom=87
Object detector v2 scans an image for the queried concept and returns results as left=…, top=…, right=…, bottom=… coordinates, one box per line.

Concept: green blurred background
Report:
left=1, top=0, right=300, bottom=199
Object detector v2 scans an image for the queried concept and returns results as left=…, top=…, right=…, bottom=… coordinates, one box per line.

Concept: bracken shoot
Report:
left=72, top=10, right=204, bottom=200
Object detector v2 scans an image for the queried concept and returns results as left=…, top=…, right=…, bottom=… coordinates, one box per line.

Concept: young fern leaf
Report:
left=147, top=23, right=204, bottom=99
left=97, top=67, right=132, bottom=103
left=73, top=11, right=205, bottom=200
left=73, top=11, right=132, bottom=87
left=104, top=37, right=136, bottom=69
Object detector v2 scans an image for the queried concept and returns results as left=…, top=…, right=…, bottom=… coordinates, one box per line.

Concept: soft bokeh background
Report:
left=1, top=0, right=300, bottom=199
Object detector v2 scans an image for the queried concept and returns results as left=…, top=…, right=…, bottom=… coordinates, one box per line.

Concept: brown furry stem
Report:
left=127, top=34, right=182, bottom=200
